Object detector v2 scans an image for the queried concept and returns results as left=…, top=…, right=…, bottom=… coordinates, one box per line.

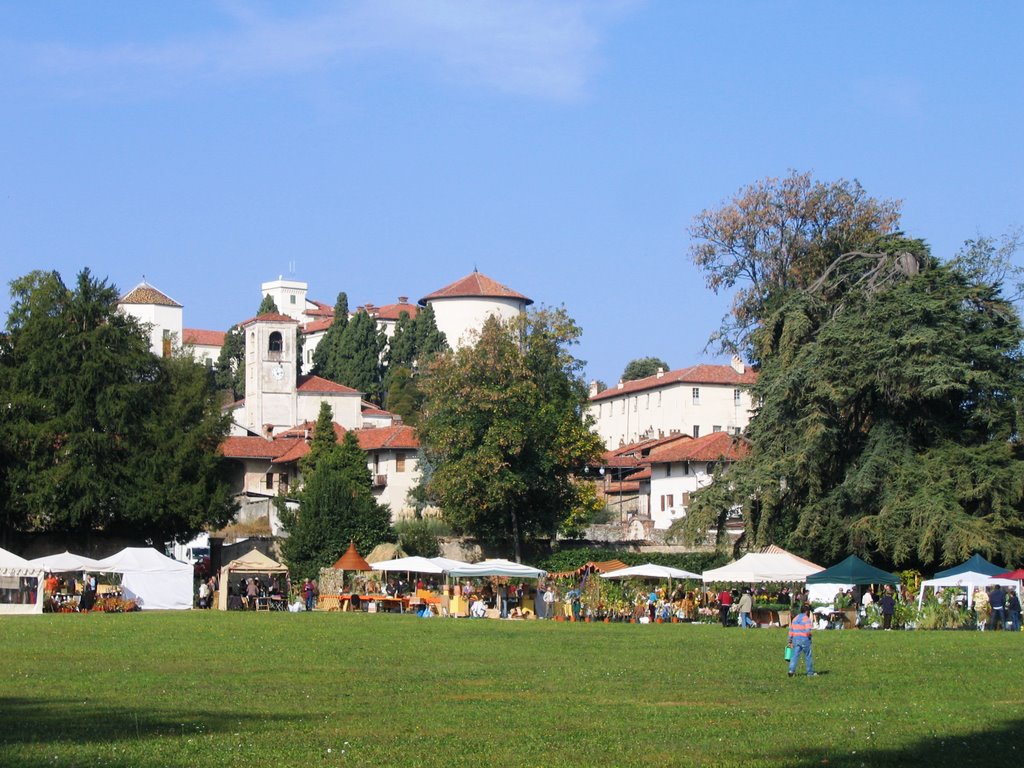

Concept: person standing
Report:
left=787, top=602, right=816, bottom=677
left=717, top=587, right=733, bottom=627
left=302, top=578, right=315, bottom=611
left=737, top=589, right=754, bottom=628
left=880, top=587, right=895, bottom=630
left=1006, top=588, right=1021, bottom=632
left=542, top=584, right=555, bottom=620
left=989, top=584, right=1006, bottom=630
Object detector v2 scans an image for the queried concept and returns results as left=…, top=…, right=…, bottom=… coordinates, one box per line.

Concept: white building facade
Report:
left=588, top=358, right=758, bottom=450
left=117, top=282, right=184, bottom=357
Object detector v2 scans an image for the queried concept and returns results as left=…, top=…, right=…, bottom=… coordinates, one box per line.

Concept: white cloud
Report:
left=28, top=0, right=632, bottom=101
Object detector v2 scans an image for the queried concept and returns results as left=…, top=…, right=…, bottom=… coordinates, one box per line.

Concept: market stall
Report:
left=92, top=547, right=193, bottom=610
left=0, top=546, right=44, bottom=615
left=218, top=548, right=288, bottom=611
left=446, top=559, right=547, bottom=618
left=702, top=552, right=823, bottom=584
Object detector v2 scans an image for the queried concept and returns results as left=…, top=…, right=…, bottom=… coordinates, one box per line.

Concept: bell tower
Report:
left=243, top=313, right=299, bottom=436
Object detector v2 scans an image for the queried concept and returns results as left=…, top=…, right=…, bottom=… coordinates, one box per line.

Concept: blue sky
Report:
left=1, top=1, right=1021, bottom=387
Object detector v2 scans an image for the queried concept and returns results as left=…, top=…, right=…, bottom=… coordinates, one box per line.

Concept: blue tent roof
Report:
left=932, top=553, right=1005, bottom=579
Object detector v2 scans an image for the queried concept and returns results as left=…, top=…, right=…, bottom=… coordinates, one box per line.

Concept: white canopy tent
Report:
left=702, top=553, right=824, bottom=584
left=371, top=556, right=448, bottom=575
left=446, top=559, right=547, bottom=579
left=91, top=547, right=194, bottom=610
left=917, top=571, right=1018, bottom=609
left=28, top=551, right=103, bottom=573
left=429, top=556, right=473, bottom=571
left=0, top=546, right=45, bottom=615
left=601, top=563, right=702, bottom=581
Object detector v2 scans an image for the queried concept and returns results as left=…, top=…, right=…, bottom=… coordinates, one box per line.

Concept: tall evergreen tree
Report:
left=311, top=291, right=348, bottom=377
left=0, top=269, right=235, bottom=543
left=258, top=294, right=279, bottom=314
left=279, top=416, right=394, bottom=580
left=413, top=303, right=447, bottom=365
left=680, top=234, right=1024, bottom=568
left=333, top=310, right=384, bottom=401
left=214, top=324, right=245, bottom=401
left=384, top=366, right=421, bottom=426
left=387, top=311, right=417, bottom=370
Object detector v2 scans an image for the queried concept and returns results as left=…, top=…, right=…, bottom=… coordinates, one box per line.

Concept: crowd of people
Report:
left=971, top=584, right=1021, bottom=631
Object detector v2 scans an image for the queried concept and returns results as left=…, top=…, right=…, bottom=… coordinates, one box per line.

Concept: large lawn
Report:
left=0, top=612, right=1021, bottom=767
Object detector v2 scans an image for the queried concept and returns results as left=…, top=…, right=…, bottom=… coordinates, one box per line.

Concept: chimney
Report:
left=263, top=424, right=274, bottom=439
left=730, top=355, right=745, bottom=374
left=656, top=367, right=664, bottom=378
left=398, top=296, right=408, bottom=304
left=588, top=380, right=599, bottom=397
left=616, top=379, right=625, bottom=389
left=304, top=429, right=310, bottom=442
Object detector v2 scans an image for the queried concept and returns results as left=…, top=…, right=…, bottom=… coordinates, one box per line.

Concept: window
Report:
left=706, top=462, right=716, bottom=475
left=734, top=388, right=741, bottom=404
left=713, top=425, right=721, bottom=433
left=396, top=454, right=406, bottom=473
left=279, top=472, right=289, bottom=490
left=621, top=400, right=625, bottom=415
left=682, top=461, right=690, bottom=475
left=290, top=294, right=296, bottom=305
left=661, top=495, right=674, bottom=511
left=268, top=331, right=283, bottom=353
left=657, top=391, right=662, bottom=406
left=692, top=387, right=700, bottom=404
left=734, top=427, right=742, bottom=436
left=692, top=425, right=700, bottom=438
left=681, top=492, right=691, bottom=507
left=665, top=463, right=672, bottom=477
left=265, top=472, right=274, bottom=490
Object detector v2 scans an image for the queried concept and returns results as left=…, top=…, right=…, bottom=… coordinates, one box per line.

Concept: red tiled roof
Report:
left=419, top=270, right=532, bottom=306
left=602, top=433, right=692, bottom=462
left=625, top=467, right=651, bottom=481
left=119, top=282, right=182, bottom=307
left=302, top=318, right=334, bottom=334
left=361, top=401, right=393, bottom=417
left=373, top=301, right=419, bottom=321
left=356, top=425, right=420, bottom=451
left=219, top=436, right=304, bottom=460
left=590, top=364, right=757, bottom=402
left=647, top=431, right=749, bottom=463
left=240, top=312, right=299, bottom=327
left=222, top=420, right=418, bottom=466
left=296, top=375, right=361, bottom=395
left=305, top=300, right=335, bottom=317
left=183, top=328, right=225, bottom=347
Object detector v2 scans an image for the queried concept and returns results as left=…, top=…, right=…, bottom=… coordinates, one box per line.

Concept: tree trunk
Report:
left=510, top=509, right=522, bottom=563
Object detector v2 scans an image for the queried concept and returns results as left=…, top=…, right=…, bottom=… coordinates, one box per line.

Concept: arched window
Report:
left=268, top=331, right=283, bottom=353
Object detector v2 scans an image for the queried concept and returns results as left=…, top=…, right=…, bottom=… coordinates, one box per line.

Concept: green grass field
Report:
left=0, top=612, right=1021, bottom=767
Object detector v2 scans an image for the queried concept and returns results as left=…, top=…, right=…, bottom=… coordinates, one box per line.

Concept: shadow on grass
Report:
left=0, top=696, right=298, bottom=746
left=782, top=716, right=1024, bottom=767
